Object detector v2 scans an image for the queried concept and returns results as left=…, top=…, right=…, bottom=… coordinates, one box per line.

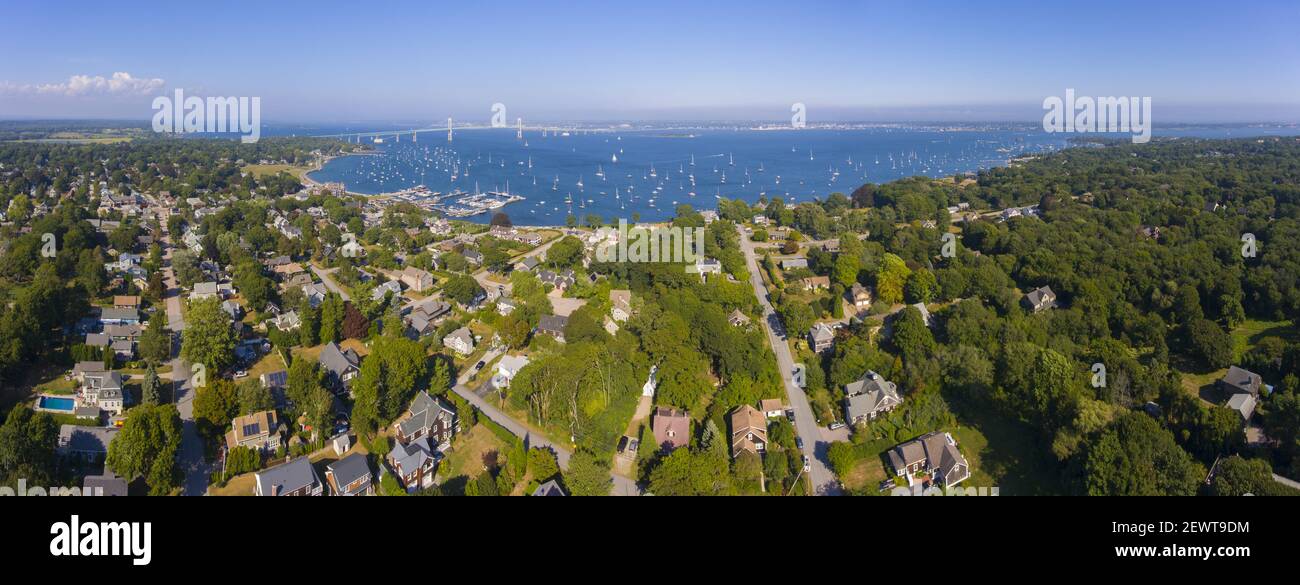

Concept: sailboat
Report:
left=611, top=153, right=618, bottom=163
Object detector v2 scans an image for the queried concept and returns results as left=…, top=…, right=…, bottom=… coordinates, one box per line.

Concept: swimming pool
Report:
left=38, top=395, right=76, bottom=412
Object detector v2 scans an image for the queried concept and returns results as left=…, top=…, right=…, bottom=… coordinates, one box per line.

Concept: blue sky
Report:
left=2, top=0, right=1298, bottom=122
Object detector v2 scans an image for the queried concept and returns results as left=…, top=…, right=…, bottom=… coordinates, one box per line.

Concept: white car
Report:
left=802, top=456, right=812, bottom=472
left=234, top=370, right=248, bottom=379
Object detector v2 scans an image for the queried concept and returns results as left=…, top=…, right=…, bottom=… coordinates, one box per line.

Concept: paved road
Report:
left=450, top=346, right=641, bottom=496
left=159, top=227, right=208, bottom=495
left=310, top=264, right=351, bottom=302
left=1275, top=473, right=1300, bottom=491
left=736, top=224, right=841, bottom=495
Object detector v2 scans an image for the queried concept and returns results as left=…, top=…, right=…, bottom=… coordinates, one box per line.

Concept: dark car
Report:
left=474, top=360, right=486, bottom=371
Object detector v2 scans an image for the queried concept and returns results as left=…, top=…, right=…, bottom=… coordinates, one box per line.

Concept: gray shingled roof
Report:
left=326, top=453, right=372, bottom=491
left=255, top=456, right=320, bottom=496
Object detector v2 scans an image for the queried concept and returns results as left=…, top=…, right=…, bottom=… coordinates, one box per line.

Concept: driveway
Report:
left=451, top=346, right=641, bottom=496
left=736, top=224, right=841, bottom=495
left=310, top=264, right=351, bottom=302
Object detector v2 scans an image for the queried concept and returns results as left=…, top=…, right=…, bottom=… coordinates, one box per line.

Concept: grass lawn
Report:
left=436, top=424, right=508, bottom=482
left=1229, top=318, right=1296, bottom=361
left=34, top=376, right=77, bottom=396
left=242, top=163, right=311, bottom=180
left=946, top=396, right=1068, bottom=495
left=246, top=352, right=288, bottom=380
left=1181, top=369, right=1226, bottom=406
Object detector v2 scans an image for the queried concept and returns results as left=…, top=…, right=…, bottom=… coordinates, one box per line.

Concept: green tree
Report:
left=181, top=296, right=237, bottom=372
left=0, top=407, right=59, bottom=487
left=106, top=404, right=182, bottom=496
left=138, top=311, right=171, bottom=364
left=564, top=450, right=611, bottom=496
left=141, top=364, right=162, bottom=405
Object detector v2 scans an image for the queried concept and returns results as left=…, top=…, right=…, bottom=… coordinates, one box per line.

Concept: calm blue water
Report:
left=304, top=125, right=1297, bottom=226
left=39, top=396, right=75, bottom=411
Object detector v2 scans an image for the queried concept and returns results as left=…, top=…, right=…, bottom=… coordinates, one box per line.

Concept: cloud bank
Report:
left=1, top=72, right=165, bottom=96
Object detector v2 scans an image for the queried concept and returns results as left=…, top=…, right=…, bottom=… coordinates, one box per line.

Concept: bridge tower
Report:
left=447, top=117, right=454, bottom=142
left=516, top=117, right=523, bottom=140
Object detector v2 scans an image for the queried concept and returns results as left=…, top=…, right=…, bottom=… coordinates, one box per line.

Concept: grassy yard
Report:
left=242, top=163, right=311, bottom=180
left=436, top=424, right=509, bottom=482
left=1229, top=318, right=1296, bottom=361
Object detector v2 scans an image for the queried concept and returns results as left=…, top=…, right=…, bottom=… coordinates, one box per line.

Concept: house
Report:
left=514, top=256, right=540, bottom=272
left=691, top=257, right=722, bottom=280
left=850, top=283, right=872, bottom=310
left=83, top=371, right=125, bottom=414
left=652, top=407, right=690, bottom=452
left=99, top=307, right=140, bottom=326
left=821, top=239, right=841, bottom=253
left=1218, top=366, right=1263, bottom=397
left=110, top=339, right=134, bottom=361
left=302, top=283, right=329, bottom=307
left=105, top=323, right=144, bottom=341
left=443, top=327, right=475, bottom=355
left=780, top=258, right=808, bottom=271
left=538, top=269, right=576, bottom=291
left=610, top=289, right=633, bottom=322
left=371, top=280, right=403, bottom=302
left=225, top=410, right=284, bottom=453
left=72, top=361, right=107, bottom=383
left=319, top=342, right=361, bottom=389
left=331, top=432, right=352, bottom=456
left=394, top=391, right=459, bottom=447
left=271, top=310, right=301, bottom=331
left=85, top=332, right=110, bottom=348
left=221, top=300, right=243, bottom=320
left=752, top=214, right=770, bottom=226
left=801, top=276, right=830, bottom=290
left=113, top=295, right=141, bottom=309
left=387, top=436, right=438, bottom=492
left=462, top=248, right=484, bottom=266
left=729, top=405, right=767, bottom=458
left=496, top=297, right=518, bottom=316
left=844, top=371, right=902, bottom=424
left=1226, top=393, right=1257, bottom=423
left=700, top=210, right=718, bottom=224
left=537, top=314, right=568, bottom=342
left=1022, top=285, right=1057, bottom=313
left=493, top=354, right=531, bottom=389
left=886, top=431, right=970, bottom=487
left=254, top=456, right=324, bottom=496
left=759, top=399, right=786, bottom=418
left=260, top=370, right=288, bottom=389
left=191, top=281, right=220, bottom=301
left=83, top=472, right=128, bottom=497
left=532, top=479, right=566, bottom=496
left=58, top=425, right=119, bottom=461
left=809, top=323, right=835, bottom=353
left=325, top=453, right=374, bottom=496
left=728, top=309, right=751, bottom=327
left=399, top=266, right=435, bottom=292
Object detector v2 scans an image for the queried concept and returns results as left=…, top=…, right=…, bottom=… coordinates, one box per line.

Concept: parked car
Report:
left=803, top=456, right=812, bottom=473
left=828, top=422, right=846, bottom=431
left=795, top=437, right=805, bottom=450
left=785, top=409, right=796, bottom=422
left=234, top=370, right=248, bottom=379
left=474, top=360, right=486, bottom=371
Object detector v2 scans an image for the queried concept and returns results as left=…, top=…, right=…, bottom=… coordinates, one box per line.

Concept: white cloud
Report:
left=1, top=72, right=165, bottom=96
